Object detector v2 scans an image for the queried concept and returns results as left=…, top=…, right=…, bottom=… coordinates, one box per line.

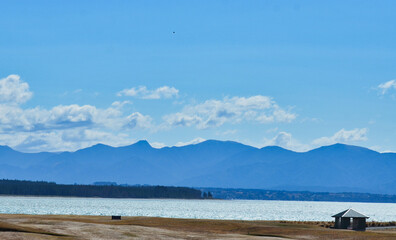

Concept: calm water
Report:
left=0, top=196, right=395, bottom=222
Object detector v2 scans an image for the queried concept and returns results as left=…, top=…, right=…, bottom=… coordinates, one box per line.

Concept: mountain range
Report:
left=0, top=140, right=395, bottom=194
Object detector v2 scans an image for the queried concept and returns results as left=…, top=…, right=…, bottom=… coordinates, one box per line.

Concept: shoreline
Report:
left=0, top=214, right=395, bottom=239
left=1, top=195, right=396, bottom=223
left=2, top=194, right=396, bottom=203
left=3, top=179, right=396, bottom=204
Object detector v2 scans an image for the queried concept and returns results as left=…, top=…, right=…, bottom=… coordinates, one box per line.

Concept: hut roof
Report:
left=332, top=208, right=369, bottom=218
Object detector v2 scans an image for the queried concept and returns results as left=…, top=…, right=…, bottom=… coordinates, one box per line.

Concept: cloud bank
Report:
left=0, top=74, right=372, bottom=153
left=163, top=95, right=296, bottom=129
left=0, top=75, right=153, bottom=152
left=312, top=128, right=368, bottom=146
left=117, top=86, right=179, bottom=99
left=261, top=128, right=368, bottom=152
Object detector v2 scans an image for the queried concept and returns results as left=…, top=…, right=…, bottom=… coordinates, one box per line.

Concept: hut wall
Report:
left=334, top=217, right=341, bottom=229
left=352, top=218, right=366, bottom=231
left=340, top=217, right=351, bottom=229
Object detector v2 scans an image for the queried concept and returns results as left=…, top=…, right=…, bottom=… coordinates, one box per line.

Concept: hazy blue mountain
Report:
left=181, top=143, right=396, bottom=194
left=0, top=145, right=55, bottom=167
left=0, top=140, right=395, bottom=194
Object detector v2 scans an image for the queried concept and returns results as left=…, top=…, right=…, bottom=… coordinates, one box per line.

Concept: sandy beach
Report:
left=0, top=214, right=395, bottom=239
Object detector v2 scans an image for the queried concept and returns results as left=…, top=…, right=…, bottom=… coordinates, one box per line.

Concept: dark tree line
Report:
left=201, top=187, right=396, bottom=203
left=202, top=191, right=213, bottom=199
left=0, top=179, right=203, bottom=199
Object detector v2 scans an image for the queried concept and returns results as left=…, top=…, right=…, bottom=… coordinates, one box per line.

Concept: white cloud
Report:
left=175, top=137, right=206, bottom=147
left=146, top=138, right=208, bottom=149
left=125, top=112, right=153, bottom=129
left=378, top=80, right=396, bottom=94
left=0, top=103, right=154, bottom=133
left=150, top=142, right=166, bottom=149
left=117, top=86, right=179, bottom=99
left=312, top=128, right=368, bottom=146
left=262, top=131, right=309, bottom=152
left=12, top=129, right=132, bottom=153
left=272, top=131, right=292, bottom=147
left=0, top=74, right=32, bottom=104
left=369, top=145, right=396, bottom=153
left=0, top=104, right=126, bottom=132
left=111, top=100, right=132, bottom=108
left=260, top=128, right=368, bottom=152
left=50, top=105, right=96, bottom=125
left=163, top=95, right=296, bottom=129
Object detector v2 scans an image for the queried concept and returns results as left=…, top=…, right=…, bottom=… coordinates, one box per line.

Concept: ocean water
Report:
left=0, top=196, right=395, bottom=222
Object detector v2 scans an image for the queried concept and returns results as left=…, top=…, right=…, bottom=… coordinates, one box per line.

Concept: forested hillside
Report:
left=0, top=179, right=203, bottom=199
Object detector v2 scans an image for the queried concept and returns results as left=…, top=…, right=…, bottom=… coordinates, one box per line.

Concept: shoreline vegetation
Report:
left=1, top=179, right=396, bottom=203
left=0, top=179, right=207, bottom=199
left=202, top=187, right=396, bottom=203
left=0, top=214, right=395, bottom=240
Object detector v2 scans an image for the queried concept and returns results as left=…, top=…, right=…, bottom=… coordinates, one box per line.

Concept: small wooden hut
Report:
left=332, top=208, right=369, bottom=231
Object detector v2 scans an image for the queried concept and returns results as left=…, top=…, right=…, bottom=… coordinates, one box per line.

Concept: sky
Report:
left=1, top=0, right=396, bottom=153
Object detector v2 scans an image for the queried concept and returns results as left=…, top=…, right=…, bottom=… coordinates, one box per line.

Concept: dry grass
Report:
left=0, top=220, right=72, bottom=239
left=367, top=221, right=396, bottom=227
left=0, top=214, right=395, bottom=239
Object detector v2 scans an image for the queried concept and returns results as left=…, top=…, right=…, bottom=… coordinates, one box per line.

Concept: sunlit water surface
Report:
left=0, top=196, right=395, bottom=221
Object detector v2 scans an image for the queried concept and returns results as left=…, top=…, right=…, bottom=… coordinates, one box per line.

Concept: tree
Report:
left=208, top=191, right=213, bottom=199
left=203, top=192, right=208, bottom=199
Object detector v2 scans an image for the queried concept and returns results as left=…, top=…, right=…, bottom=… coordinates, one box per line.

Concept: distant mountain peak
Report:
left=92, top=143, right=108, bottom=147
left=327, top=143, right=354, bottom=148
left=132, top=140, right=152, bottom=148
left=307, top=143, right=379, bottom=157
left=316, top=143, right=374, bottom=151
left=196, top=139, right=254, bottom=148
left=260, top=145, right=293, bottom=152
left=0, top=145, right=21, bottom=155
left=0, top=145, right=14, bottom=151
left=91, top=143, right=112, bottom=149
left=75, top=143, right=114, bottom=153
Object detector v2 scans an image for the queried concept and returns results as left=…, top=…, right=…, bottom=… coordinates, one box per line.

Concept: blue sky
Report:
left=1, top=0, right=396, bottom=152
